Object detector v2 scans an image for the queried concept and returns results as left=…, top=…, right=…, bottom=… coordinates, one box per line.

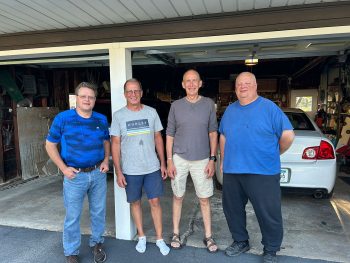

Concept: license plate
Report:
left=280, top=168, right=290, bottom=183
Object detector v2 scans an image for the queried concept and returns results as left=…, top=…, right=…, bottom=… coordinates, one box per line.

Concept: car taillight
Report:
left=302, top=140, right=335, bottom=160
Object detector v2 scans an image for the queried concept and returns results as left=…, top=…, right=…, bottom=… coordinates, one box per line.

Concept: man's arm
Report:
left=204, top=131, right=218, bottom=178
left=166, top=135, right=176, bottom=179
left=99, top=140, right=110, bottom=173
left=111, top=136, right=127, bottom=188
left=219, top=134, right=226, bottom=174
left=45, top=140, right=79, bottom=179
left=155, top=132, right=167, bottom=179
left=279, top=130, right=295, bottom=155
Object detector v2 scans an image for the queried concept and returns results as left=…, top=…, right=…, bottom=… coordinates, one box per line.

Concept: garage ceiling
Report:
left=0, top=0, right=348, bottom=35
left=0, top=0, right=349, bottom=68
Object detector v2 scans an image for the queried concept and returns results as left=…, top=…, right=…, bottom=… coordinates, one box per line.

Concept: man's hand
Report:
left=167, top=159, right=177, bottom=179
left=160, top=164, right=168, bottom=180
left=62, top=166, right=80, bottom=180
left=204, top=160, right=215, bottom=179
left=116, top=171, right=127, bottom=188
left=100, top=159, right=109, bottom=173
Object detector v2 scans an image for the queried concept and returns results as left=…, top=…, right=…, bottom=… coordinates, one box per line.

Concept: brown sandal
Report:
left=170, top=233, right=183, bottom=249
left=203, top=236, right=218, bottom=253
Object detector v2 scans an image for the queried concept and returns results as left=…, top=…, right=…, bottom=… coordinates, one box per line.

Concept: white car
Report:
left=216, top=108, right=337, bottom=199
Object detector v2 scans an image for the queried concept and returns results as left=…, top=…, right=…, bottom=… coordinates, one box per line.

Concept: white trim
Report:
left=0, top=26, right=349, bottom=58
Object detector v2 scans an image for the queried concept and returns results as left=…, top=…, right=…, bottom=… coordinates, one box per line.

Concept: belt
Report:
left=76, top=160, right=103, bottom=173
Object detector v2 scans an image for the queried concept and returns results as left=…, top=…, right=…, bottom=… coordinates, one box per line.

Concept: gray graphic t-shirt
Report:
left=110, top=105, right=163, bottom=175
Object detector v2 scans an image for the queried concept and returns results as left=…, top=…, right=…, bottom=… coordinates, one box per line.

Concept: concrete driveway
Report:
left=0, top=172, right=349, bottom=262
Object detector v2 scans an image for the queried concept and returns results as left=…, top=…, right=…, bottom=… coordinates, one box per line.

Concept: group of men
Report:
left=46, top=70, right=295, bottom=263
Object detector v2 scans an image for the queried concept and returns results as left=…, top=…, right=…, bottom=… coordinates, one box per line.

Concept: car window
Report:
left=284, top=112, right=315, bottom=131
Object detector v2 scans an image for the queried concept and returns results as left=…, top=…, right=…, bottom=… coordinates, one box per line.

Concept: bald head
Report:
left=183, top=69, right=201, bottom=82
left=236, top=72, right=257, bottom=85
left=182, top=69, right=202, bottom=96
left=235, top=71, right=258, bottom=105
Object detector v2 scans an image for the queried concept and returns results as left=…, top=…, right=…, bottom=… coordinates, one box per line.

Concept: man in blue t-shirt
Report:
left=219, top=72, right=294, bottom=263
left=46, top=82, right=110, bottom=263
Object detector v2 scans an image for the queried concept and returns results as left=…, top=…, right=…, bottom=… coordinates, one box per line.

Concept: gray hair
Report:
left=124, top=78, right=143, bottom=91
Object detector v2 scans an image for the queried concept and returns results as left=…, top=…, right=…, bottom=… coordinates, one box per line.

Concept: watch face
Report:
left=209, top=156, right=217, bottom=161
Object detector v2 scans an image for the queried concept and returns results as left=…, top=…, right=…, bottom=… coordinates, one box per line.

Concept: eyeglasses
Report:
left=77, top=95, right=96, bottom=101
left=125, top=90, right=142, bottom=95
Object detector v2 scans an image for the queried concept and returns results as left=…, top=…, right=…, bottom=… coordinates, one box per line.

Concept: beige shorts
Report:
left=171, top=154, right=213, bottom=198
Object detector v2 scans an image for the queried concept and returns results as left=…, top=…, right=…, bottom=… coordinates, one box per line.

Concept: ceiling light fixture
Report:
left=245, top=51, right=258, bottom=66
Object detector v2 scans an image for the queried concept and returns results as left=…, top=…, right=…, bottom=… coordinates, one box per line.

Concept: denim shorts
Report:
left=124, top=169, right=164, bottom=203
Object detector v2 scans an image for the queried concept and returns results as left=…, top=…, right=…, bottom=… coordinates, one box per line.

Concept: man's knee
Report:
left=131, top=200, right=141, bottom=208
left=173, top=195, right=184, bottom=203
left=199, top=197, right=210, bottom=207
left=149, top=197, right=160, bottom=208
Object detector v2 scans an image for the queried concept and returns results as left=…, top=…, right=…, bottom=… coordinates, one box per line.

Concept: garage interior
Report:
left=1, top=36, right=350, bottom=184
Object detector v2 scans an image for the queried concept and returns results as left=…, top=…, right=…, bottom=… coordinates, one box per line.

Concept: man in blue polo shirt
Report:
left=219, top=72, right=294, bottom=263
left=46, top=82, right=110, bottom=263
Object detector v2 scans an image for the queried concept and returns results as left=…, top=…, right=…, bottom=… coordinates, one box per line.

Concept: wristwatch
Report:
left=209, top=155, right=217, bottom=162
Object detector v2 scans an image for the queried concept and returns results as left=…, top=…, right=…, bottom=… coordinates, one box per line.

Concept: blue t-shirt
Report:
left=47, top=109, right=110, bottom=168
left=219, top=97, right=293, bottom=175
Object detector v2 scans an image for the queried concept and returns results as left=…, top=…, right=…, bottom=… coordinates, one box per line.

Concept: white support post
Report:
left=108, top=46, right=136, bottom=240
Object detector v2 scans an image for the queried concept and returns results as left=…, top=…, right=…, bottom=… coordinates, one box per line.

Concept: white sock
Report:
left=156, top=239, right=170, bottom=256
left=136, top=236, right=146, bottom=253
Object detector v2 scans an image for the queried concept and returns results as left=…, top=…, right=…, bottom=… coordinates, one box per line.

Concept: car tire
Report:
left=324, top=189, right=334, bottom=199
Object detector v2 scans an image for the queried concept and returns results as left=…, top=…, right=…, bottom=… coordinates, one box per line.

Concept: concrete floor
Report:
left=0, top=173, right=349, bottom=263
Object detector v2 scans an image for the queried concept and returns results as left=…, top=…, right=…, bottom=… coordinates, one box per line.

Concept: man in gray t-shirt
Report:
left=166, top=69, right=218, bottom=253
left=111, top=78, right=170, bottom=256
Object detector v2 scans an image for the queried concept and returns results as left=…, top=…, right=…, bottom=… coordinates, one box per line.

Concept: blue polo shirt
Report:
left=47, top=109, right=109, bottom=168
left=219, top=97, right=293, bottom=175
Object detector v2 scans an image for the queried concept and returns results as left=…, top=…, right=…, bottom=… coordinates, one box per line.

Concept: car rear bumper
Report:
left=280, top=160, right=337, bottom=193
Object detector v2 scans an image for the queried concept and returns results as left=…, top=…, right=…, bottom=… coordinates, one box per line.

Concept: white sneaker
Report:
left=156, top=239, right=170, bottom=256
left=136, top=236, right=146, bottom=253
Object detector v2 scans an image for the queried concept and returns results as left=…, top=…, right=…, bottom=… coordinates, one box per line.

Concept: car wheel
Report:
left=324, top=189, right=334, bottom=199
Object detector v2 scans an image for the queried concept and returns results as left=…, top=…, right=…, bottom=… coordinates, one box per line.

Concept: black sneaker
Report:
left=225, top=241, right=250, bottom=257
left=91, top=243, right=107, bottom=263
left=263, top=250, right=277, bottom=263
left=65, top=255, right=79, bottom=263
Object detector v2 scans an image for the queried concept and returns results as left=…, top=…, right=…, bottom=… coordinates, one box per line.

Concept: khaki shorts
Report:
left=171, top=154, right=213, bottom=198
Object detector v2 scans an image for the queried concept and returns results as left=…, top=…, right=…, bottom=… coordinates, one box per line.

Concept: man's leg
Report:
left=189, top=158, right=217, bottom=252
left=199, top=198, right=212, bottom=238
left=222, top=173, right=249, bottom=241
left=199, top=197, right=218, bottom=252
left=63, top=173, right=88, bottom=257
left=124, top=173, right=146, bottom=253
left=222, top=173, right=250, bottom=257
left=172, top=195, right=183, bottom=234
left=148, top=197, right=162, bottom=239
left=88, top=170, right=107, bottom=247
left=130, top=200, right=145, bottom=237
left=88, top=170, right=107, bottom=263
left=130, top=200, right=147, bottom=253
left=171, top=154, right=189, bottom=248
left=245, top=174, right=283, bottom=252
left=144, top=170, right=169, bottom=255
left=149, top=197, right=170, bottom=255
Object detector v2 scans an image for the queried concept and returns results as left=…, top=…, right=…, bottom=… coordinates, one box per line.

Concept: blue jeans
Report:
left=63, top=168, right=107, bottom=256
